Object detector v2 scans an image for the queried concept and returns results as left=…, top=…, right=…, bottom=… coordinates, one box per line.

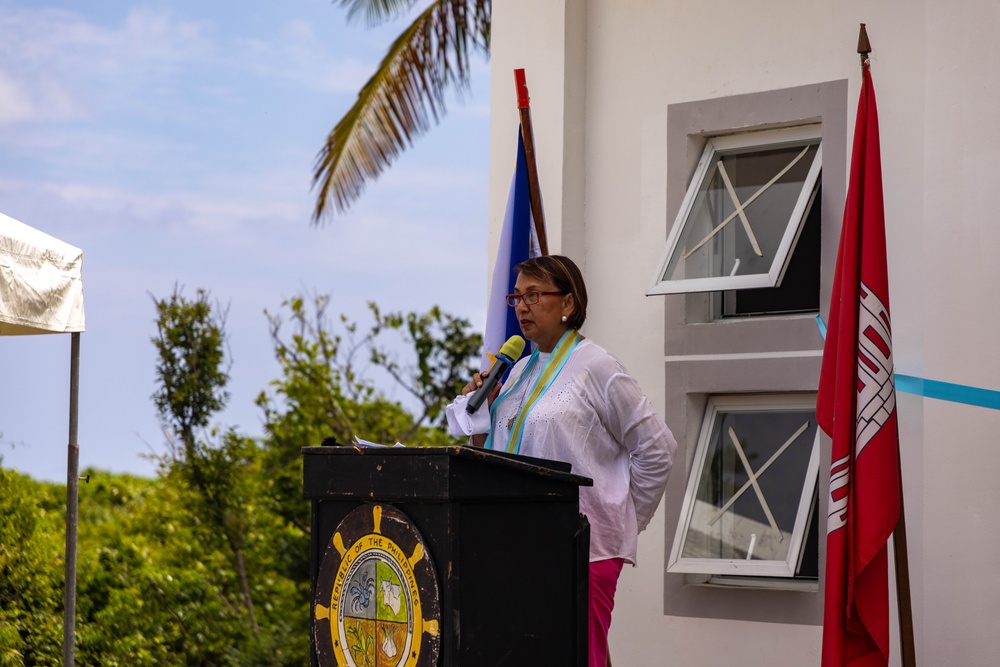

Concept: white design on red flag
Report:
left=856, top=281, right=896, bottom=455
left=827, top=454, right=850, bottom=533
left=824, top=282, right=897, bottom=536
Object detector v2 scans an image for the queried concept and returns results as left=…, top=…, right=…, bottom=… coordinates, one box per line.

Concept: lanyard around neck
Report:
left=487, top=328, right=581, bottom=454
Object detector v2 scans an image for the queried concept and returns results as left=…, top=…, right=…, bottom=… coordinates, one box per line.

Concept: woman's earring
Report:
left=561, top=315, right=568, bottom=323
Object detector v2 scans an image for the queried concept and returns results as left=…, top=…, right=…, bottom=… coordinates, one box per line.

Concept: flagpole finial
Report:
left=857, top=23, right=872, bottom=66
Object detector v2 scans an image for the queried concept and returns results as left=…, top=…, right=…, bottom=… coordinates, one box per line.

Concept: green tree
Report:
left=151, top=287, right=230, bottom=462
left=0, top=464, right=309, bottom=666
left=368, top=301, right=482, bottom=438
left=0, top=468, right=65, bottom=666
left=256, top=295, right=481, bottom=548
left=0, top=292, right=481, bottom=663
left=313, top=0, right=491, bottom=220
left=258, top=294, right=478, bottom=450
left=2, top=291, right=481, bottom=664
left=150, top=287, right=260, bottom=637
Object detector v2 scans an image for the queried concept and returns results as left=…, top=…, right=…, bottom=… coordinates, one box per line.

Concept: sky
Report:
left=0, top=1, right=493, bottom=482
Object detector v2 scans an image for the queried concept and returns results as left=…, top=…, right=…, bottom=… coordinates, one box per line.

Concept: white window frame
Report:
left=648, top=125, right=823, bottom=295
left=667, top=393, right=821, bottom=578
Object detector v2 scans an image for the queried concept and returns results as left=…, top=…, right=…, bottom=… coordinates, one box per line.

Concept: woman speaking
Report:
left=447, top=255, right=677, bottom=667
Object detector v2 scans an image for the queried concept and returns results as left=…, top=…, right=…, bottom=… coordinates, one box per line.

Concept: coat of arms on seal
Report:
left=313, top=504, right=441, bottom=667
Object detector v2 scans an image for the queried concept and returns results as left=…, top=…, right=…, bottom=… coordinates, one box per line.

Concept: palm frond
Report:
left=334, top=0, right=420, bottom=26
left=313, top=0, right=491, bottom=222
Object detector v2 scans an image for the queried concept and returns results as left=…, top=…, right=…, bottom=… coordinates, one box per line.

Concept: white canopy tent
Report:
left=0, top=212, right=85, bottom=335
left=0, top=211, right=85, bottom=665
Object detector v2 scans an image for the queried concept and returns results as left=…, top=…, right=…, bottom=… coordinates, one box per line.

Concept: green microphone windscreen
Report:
left=498, top=335, right=525, bottom=360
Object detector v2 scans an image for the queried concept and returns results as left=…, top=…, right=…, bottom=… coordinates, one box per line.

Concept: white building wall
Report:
left=490, top=1, right=1000, bottom=665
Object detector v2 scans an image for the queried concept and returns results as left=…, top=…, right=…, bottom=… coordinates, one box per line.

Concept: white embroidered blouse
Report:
left=447, top=338, right=677, bottom=564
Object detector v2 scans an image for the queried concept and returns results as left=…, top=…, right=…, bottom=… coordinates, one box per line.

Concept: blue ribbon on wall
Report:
left=815, top=315, right=1000, bottom=411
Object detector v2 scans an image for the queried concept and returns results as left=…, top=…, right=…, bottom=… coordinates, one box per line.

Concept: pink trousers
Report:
left=589, top=558, right=625, bottom=667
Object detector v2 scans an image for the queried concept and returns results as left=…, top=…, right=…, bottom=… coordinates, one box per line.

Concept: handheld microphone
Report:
left=466, top=335, right=525, bottom=414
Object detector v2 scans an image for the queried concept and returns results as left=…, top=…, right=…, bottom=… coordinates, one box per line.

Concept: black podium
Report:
left=304, top=445, right=592, bottom=667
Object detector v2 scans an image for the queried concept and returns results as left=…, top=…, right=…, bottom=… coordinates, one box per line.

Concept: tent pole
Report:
left=63, top=332, right=80, bottom=666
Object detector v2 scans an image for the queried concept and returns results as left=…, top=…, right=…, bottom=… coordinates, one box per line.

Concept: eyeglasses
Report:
left=505, top=291, right=564, bottom=307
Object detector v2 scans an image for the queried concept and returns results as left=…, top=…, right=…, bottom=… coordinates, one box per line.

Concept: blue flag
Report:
left=482, top=131, right=540, bottom=370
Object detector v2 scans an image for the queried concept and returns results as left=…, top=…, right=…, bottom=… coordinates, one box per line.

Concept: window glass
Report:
left=649, top=125, right=822, bottom=295
left=669, top=394, right=820, bottom=578
left=718, top=183, right=821, bottom=318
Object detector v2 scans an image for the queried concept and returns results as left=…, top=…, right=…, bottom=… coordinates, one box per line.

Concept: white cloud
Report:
left=118, top=7, right=214, bottom=62
left=0, top=174, right=302, bottom=239
left=0, top=7, right=213, bottom=127
left=0, top=69, right=34, bottom=124
left=232, top=21, right=376, bottom=95
left=0, top=6, right=380, bottom=130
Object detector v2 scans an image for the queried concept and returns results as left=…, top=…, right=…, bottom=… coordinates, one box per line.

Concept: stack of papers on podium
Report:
left=354, top=436, right=407, bottom=448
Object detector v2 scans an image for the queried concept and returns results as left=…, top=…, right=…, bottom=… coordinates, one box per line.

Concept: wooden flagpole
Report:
left=514, top=69, right=549, bottom=256
left=893, top=475, right=917, bottom=667
left=857, top=22, right=916, bottom=667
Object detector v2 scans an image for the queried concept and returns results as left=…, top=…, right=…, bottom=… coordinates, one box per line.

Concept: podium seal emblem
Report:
left=314, top=504, right=441, bottom=667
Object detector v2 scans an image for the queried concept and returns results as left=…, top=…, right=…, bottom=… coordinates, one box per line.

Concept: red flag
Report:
left=817, top=63, right=900, bottom=667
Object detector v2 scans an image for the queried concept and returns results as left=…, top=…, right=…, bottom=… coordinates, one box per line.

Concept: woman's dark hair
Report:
left=514, top=255, right=588, bottom=330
